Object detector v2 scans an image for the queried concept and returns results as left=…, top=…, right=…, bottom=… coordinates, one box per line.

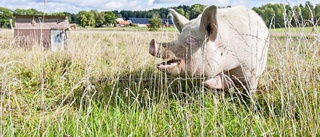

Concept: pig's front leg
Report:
left=204, top=74, right=232, bottom=90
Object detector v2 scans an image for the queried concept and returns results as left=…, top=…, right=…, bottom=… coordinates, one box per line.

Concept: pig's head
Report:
left=149, top=5, right=218, bottom=77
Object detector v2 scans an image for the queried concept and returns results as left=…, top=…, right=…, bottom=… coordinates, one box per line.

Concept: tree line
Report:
left=253, top=1, right=320, bottom=28
left=0, top=1, right=319, bottom=28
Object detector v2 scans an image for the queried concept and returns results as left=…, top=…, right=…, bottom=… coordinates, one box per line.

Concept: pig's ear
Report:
left=200, top=5, right=218, bottom=41
left=169, top=9, right=189, bottom=33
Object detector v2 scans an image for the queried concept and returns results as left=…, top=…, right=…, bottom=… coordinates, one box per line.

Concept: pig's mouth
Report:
left=157, top=59, right=182, bottom=70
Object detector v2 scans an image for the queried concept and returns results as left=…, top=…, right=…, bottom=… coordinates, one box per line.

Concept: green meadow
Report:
left=0, top=25, right=319, bottom=136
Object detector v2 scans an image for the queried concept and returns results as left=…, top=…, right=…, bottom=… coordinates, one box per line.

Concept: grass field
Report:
left=81, top=26, right=320, bottom=33
left=0, top=26, right=319, bottom=136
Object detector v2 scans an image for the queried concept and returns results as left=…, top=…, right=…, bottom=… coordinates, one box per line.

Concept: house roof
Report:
left=129, top=18, right=174, bottom=25
left=162, top=18, right=173, bottom=25
left=118, top=21, right=130, bottom=25
left=129, top=18, right=150, bottom=25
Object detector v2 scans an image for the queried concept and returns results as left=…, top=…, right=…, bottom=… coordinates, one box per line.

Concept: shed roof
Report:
left=14, top=15, right=70, bottom=30
left=14, top=15, right=67, bottom=20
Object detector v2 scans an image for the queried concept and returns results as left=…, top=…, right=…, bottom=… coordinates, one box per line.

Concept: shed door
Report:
left=51, top=30, right=65, bottom=51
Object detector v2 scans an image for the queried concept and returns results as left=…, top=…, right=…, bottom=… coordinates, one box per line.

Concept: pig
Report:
left=149, top=5, right=269, bottom=92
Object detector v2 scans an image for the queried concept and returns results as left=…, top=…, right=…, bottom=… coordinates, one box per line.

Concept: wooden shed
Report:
left=14, top=15, right=70, bottom=50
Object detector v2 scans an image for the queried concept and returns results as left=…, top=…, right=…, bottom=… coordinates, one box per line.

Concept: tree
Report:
left=303, top=1, right=315, bottom=26
left=185, top=11, right=190, bottom=19
left=292, top=5, right=302, bottom=26
left=120, top=10, right=129, bottom=20
left=189, top=4, right=206, bottom=19
left=14, top=8, right=26, bottom=15
left=51, top=12, right=66, bottom=16
left=284, top=5, right=293, bottom=27
left=13, top=8, right=43, bottom=15
left=0, top=7, right=13, bottom=28
left=76, top=10, right=88, bottom=27
left=87, top=10, right=96, bottom=27
left=274, top=4, right=285, bottom=28
left=159, top=8, right=168, bottom=18
left=315, top=4, right=320, bottom=25
left=149, top=14, right=162, bottom=31
left=64, top=12, right=76, bottom=23
left=2, top=3, right=320, bottom=29
left=26, top=8, right=43, bottom=15
left=95, top=12, right=105, bottom=27
left=174, top=8, right=185, bottom=16
left=104, top=11, right=116, bottom=26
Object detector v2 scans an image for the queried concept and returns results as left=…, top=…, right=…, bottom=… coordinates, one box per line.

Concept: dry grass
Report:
left=0, top=26, right=319, bottom=136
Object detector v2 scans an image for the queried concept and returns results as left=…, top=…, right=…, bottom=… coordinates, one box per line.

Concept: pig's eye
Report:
left=186, top=37, right=197, bottom=46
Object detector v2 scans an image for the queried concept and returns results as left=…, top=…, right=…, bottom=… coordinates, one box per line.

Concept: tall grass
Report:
left=0, top=20, right=319, bottom=136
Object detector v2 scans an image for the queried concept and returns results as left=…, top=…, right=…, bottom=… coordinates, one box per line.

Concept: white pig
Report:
left=149, top=5, right=269, bottom=91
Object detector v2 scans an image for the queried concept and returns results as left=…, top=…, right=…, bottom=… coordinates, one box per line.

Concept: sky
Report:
left=1, top=0, right=319, bottom=13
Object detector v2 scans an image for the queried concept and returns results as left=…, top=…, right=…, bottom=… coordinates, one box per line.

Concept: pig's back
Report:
left=217, top=6, right=269, bottom=77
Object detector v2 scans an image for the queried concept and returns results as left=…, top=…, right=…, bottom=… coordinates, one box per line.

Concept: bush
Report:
left=148, top=15, right=162, bottom=31
left=131, top=23, right=138, bottom=27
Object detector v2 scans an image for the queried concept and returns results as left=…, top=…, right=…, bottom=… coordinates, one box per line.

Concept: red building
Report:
left=118, top=21, right=130, bottom=27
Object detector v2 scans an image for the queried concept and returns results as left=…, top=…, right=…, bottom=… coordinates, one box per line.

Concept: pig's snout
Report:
left=149, top=39, right=158, bottom=56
